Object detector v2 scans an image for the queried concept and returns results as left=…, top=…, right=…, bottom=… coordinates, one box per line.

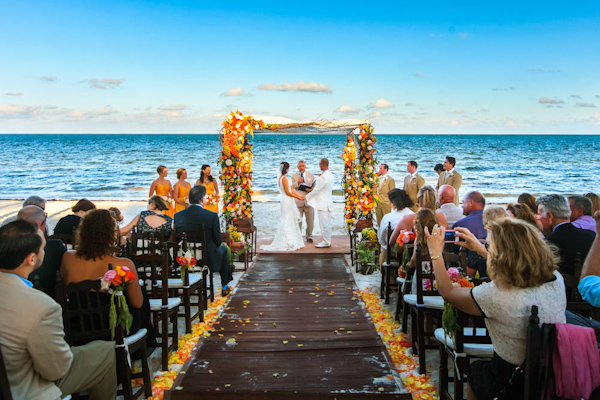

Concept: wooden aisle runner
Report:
left=165, top=253, right=410, bottom=399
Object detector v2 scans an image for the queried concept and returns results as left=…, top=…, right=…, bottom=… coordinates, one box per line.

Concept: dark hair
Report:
left=381, top=163, right=389, bottom=171
left=200, top=165, right=214, bottom=183
left=72, top=199, right=96, bottom=213
left=388, top=189, right=414, bottom=210
left=517, top=193, right=537, bottom=214
left=568, top=195, right=593, bottom=216
left=157, top=165, right=166, bottom=174
left=414, top=209, right=439, bottom=256
left=0, top=220, right=43, bottom=270
left=434, top=163, right=444, bottom=172
left=507, top=203, right=538, bottom=227
left=281, top=162, right=290, bottom=175
left=445, top=156, right=456, bottom=167
left=189, top=185, right=207, bottom=205
left=148, top=195, right=169, bottom=211
left=75, top=209, right=119, bottom=261
left=320, top=158, right=329, bottom=167
left=108, top=207, right=123, bottom=223
left=408, top=161, right=418, bottom=169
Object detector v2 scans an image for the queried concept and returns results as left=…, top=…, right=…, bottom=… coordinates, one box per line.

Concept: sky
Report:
left=1, top=0, right=599, bottom=134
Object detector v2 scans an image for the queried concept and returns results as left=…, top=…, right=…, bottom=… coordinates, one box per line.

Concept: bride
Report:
left=260, top=162, right=306, bottom=252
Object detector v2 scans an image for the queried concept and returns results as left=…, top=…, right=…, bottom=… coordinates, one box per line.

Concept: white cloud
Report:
left=576, top=102, right=596, bottom=108
left=368, top=97, right=395, bottom=109
left=405, top=102, right=414, bottom=107
left=570, top=95, right=582, bottom=99
left=492, top=87, right=516, bottom=91
left=222, top=87, right=252, bottom=97
left=84, top=78, right=125, bottom=89
left=367, top=111, right=382, bottom=119
left=478, top=108, right=490, bottom=112
left=592, top=111, right=600, bottom=125
left=506, top=120, right=518, bottom=127
left=92, top=107, right=118, bottom=115
left=5, top=92, right=22, bottom=96
left=0, top=104, right=39, bottom=118
left=454, top=109, right=465, bottom=114
left=334, top=105, right=362, bottom=114
left=41, top=105, right=57, bottom=110
left=258, top=81, right=332, bottom=93
left=40, top=76, right=57, bottom=83
left=539, top=97, right=564, bottom=104
left=158, top=104, right=189, bottom=111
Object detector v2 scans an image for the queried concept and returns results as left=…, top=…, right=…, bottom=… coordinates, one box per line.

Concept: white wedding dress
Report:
left=260, top=175, right=305, bottom=252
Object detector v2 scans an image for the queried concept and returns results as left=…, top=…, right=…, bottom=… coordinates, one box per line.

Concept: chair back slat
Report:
left=48, top=234, right=74, bottom=250
left=174, top=230, right=207, bottom=267
left=131, top=231, right=167, bottom=256
left=454, top=310, right=492, bottom=352
left=524, top=305, right=541, bottom=400
left=131, top=251, right=169, bottom=305
left=414, top=243, right=439, bottom=304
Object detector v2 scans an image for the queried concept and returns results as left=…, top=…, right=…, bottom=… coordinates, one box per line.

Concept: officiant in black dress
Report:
left=291, top=160, right=315, bottom=243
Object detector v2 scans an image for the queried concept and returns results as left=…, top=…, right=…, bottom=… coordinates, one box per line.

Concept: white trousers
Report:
left=318, top=210, right=332, bottom=245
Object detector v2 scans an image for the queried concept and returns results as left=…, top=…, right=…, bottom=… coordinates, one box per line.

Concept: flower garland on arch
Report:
left=342, top=134, right=358, bottom=232
left=220, top=111, right=265, bottom=225
left=357, top=124, right=379, bottom=220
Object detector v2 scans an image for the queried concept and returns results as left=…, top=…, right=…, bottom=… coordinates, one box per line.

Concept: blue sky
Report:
left=1, top=0, right=599, bottom=134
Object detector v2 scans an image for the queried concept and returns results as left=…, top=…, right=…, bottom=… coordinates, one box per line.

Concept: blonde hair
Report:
left=414, top=209, right=439, bottom=255
left=507, top=203, right=538, bottom=227
left=176, top=168, right=186, bottom=179
left=586, top=193, right=600, bottom=215
left=417, top=185, right=437, bottom=210
left=486, top=218, right=559, bottom=289
left=483, top=206, right=508, bottom=227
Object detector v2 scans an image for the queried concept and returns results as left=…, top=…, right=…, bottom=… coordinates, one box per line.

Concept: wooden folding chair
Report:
left=233, top=218, right=257, bottom=262
left=0, top=348, right=12, bottom=400
left=350, top=219, right=374, bottom=272
left=130, top=231, right=167, bottom=256
left=48, top=234, right=74, bottom=250
left=395, top=244, right=414, bottom=330
left=380, top=221, right=401, bottom=304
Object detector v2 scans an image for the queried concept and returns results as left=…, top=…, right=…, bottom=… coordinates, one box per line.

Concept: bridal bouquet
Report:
left=100, top=266, right=136, bottom=339
left=176, top=250, right=197, bottom=284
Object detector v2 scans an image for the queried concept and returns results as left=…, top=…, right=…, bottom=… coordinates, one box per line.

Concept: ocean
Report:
left=1, top=134, right=598, bottom=204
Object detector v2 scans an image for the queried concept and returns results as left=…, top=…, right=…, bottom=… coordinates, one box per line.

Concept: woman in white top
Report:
left=425, top=218, right=566, bottom=400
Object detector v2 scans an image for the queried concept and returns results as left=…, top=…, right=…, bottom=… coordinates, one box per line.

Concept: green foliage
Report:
left=442, top=302, right=460, bottom=342
left=357, top=241, right=379, bottom=274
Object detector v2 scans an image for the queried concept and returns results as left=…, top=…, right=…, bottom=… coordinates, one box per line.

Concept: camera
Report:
left=444, top=230, right=457, bottom=243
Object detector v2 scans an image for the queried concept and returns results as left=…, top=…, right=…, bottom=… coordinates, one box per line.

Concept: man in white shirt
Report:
left=436, top=185, right=464, bottom=228
left=376, top=164, right=396, bottom=226
left=377, top=189, right=415, bottom=264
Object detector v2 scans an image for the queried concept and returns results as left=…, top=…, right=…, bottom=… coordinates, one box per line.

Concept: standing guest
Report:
left=0, top=221, right=117, bottom=400
left=586, top=192, right=600, bottom=215
left=434, top=163, right=444, bottom=177
left=569, top=195, right=597, bottom=233
left=578, top=212, right=600, bottom=307
left=149, top=165, right=175, bottom=218
left=436, top=156, right=462, bottom=205
left=54, top=198, right=96, bottom=235
left=196, top=165, right=220, bottom=214
left=120, top=196, right=173, bottom=238
left=376, top=163, right=396, bottom=226
left=403, top=161, right=425, bottom=212
left=536, top=194, right=596, bottom=275
left=173, top=168, right=191, bottom=213
left=436, top=185, right=464, bottom=228
left=174, top=185, right=233, bottom=296
left=426, top=219, right=566, bottom=400
left=1, top=195, right=47, bottom=227
left=291, top=160, right=315, bottom=242
left=377, top=189, right=414, bottom=264
left=17, top=206, right=67, bottom=299
left=453, top=191, right=486, bottom=239
left=517, top=192, right=538, bottom=214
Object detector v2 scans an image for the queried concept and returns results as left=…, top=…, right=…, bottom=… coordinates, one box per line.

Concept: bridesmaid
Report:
left=173, top=168, right=191, bottom=213
left=196, top=164, right=219, bottom=214
left=149, top=165, right=175, bottom=218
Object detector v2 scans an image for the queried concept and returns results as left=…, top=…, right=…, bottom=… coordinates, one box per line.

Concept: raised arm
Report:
left=580, top=212, right=600, bottom=279
left=120, top=214, right=141, bottom=236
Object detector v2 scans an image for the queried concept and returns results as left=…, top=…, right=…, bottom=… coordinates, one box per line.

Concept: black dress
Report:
left=54, top=214, right=81, bottom=235
left=135, top=210, right=173, bottom=237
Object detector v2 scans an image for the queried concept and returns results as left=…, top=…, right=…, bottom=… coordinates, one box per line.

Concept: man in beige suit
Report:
left=0, top=220, right=117, bottom=400
left=403, top=161, right=425, bottom=212
left=291, top=160, right=315, bottom=242
left=436, top=156, right=463, bottom=206
left=376, top=164, right=396, bottom=226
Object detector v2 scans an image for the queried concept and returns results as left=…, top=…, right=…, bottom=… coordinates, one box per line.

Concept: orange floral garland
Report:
left=357, top=125, right=379, bottom=220
left=342, top=134, right=358, bottom=231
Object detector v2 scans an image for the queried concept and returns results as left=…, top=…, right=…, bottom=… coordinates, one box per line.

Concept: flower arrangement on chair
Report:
left=100, top=266, right=136, bottom=339
left=442, top=267, right=475, bottom=341
left=395, top=230, right=416, bottom=278
left=176, top=250, right=197, bottom=284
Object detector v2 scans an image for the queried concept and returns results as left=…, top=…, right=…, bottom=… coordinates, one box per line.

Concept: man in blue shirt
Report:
left=578, top=212, right=600, bottom=307
left=453, top=191, right=486, bottom=277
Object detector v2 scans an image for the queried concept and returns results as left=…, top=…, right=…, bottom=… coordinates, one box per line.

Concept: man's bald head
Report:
left=17, top=205, right=46, bottom=229
left=438, top=185, right=456, bottom=205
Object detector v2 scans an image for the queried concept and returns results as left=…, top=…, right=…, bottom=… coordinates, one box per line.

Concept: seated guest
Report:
left=17, top=206, right=67, bottom=299
left=54, top=198, right=96, bottom=235
left=108, top=207, right=124, bottom=225
left=1, top=195, right=47, bottom=227
left=0, top=221, right=117, bottom=399
left=120, top=196, right=173, bottom=238
left=587, top=192, right=600, bottom=215
left=174, top=185, right=233, bottom=296
left=537, top=194, right=595, bottom=275
left=507, top=203, right=543, bottom=237
left=569, top=195, right=597, bottom=233
left=377, top=189, right=414, bottom=264
left=517, top=192, right=538, bottom=214
left=453, top=191, right=486, bottom=239
left=407, top=208, right=440, bottom=271
left=426, top=218, right=566, bottom=399
left=436, top=185, right=464, bottom=227
left=578, top=212, right=600, bottom=307
left=483, top=206, right=508, bottom=227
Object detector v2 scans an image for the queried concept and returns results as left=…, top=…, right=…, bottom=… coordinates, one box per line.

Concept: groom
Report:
left=306, top=158, right=334, bottom=248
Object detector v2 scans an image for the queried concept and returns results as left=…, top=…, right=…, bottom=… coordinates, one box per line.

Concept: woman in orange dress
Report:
left=149, top=165, right=175, bottom=218
left=196, top=164, right=219, bottom=214
left=173, top=168, right=191, bottom=214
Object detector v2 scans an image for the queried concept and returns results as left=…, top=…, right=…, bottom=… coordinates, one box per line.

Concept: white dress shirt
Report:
left=378, top=207, right=415, bottom=249
left=436, top=202, right=464, bottom=228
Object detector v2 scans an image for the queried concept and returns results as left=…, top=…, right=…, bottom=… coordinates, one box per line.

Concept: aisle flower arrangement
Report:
left=220, top=111, right=265, bottom=225
left=357, top=124, right=379, bottom=220
left=357, top=289, right=437, bottom=399
left=100, top=266, right=136, bottom=339
left=342, top=134, right=358, bottom=232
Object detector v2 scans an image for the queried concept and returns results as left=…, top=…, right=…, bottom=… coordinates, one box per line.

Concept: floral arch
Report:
left=219, top=111, right=378, bottom=232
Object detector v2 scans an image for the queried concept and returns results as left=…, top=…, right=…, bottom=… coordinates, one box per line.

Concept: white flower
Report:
left=225, top=159, right=233, bottom=166
left=367, top=145, right=373, bottom=150
left=100, top=280, right=110, bottom=291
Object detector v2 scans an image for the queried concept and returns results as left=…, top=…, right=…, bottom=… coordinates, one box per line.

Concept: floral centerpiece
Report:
left=176, top=251, right=197, bottom=284
left=357, top=124, right=379, bottom=221
left=342, top=134, right=358, bottom=232
left=441, top=267, right=474, bottom=341
left=100, top=266, right=136, bottom=339
left=394, top=230, right=416, bottom=278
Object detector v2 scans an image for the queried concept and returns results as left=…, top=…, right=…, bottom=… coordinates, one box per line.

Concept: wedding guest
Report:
left=376, top=163, right=396, bottom=226
left=436, top=156, right=462, bottom=205
left=586, top=192, right=600, bottom=215
left=53, top=198, right=96, bottom=235
left=403, top=161, right=424, bottom=212
left=108, top=207, right=124, bottom=225
left=173, top=168, right=191, bottom=214
left=120, top=196, right=173, bottom=238
left=517, top=192, right=538, bottom=214
left=536, top=194, right=595, bottom=275
left=426, top=219, right=566, bottom=399
left=578, top=212, right=600, bottom=307
left=569, top=195, right=597, bottom=233
left=436, top=185, right=464, bottom=227
left=483, top=206, right=508, bottom=227
left=17, top=206, right=67, bottom=299
left=390, top=186, right=447, bottom=244
left=196, top=165, right=219, bottom=214
left=174, top=185, right=233, bottom=296
left=407, top=208, right=440, bottom=270
left=506, top=203, right=542, bottom=235
left=434, top=163, right=444, bottom=176
left=291, top=160, right=315, bottom=242
left=0, top=220, right=117, bottom=400
left=149, top=165, right=175, bottom=218
left=453, top=191, right=486, bottom=239
left=1, top=195, right=47, bottom=227
left=377, top=189, right=414, bottom=264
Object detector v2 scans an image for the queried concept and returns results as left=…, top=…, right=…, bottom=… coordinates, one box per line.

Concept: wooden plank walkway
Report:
left=166, top=253, right=409, bottom=399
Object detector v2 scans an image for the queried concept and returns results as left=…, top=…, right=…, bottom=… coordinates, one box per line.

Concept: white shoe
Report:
left=315, top=242, right=331, bottom=248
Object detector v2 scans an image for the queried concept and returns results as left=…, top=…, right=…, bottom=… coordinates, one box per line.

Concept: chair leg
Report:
left=161, top=309, right=169, bottom=371
left=410, top=306, right=417, bottom=355
left=402, top=297, right=410, bottom=333
left=140, top=338, right=152, bottom=398
left=417, top=307, right=427, bottom=375
left=385, top=265, right=391, bottom=304
left=439, top=344, right=449, bottom=398
left=116, top=345, right=134, bottom=399
left=395, top=284, right=401, bottom=321
left=172, top=310, right=179, bottom=351
left=380, top=264, right=385, bottom=299
left=202, top=270, right=208, bottom=310
left=454, top=356, right=464, bottom=400
left=209, top=272, right=215, bottom=302
left=184, top=289, right=192, bottom=334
